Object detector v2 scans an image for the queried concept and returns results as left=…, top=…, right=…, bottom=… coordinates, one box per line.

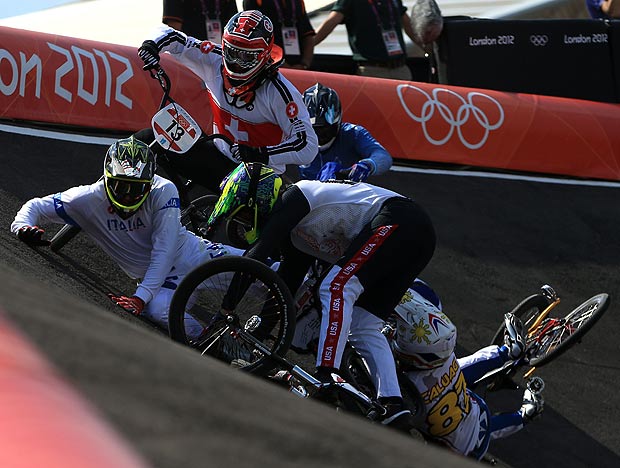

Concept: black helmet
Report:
left=303, top=82, right=342, bottom=151
left=103, top=136, right=155, bottom=217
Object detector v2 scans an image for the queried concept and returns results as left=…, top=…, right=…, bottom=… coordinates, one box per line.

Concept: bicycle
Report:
left=167, top=254, right=415, bottom=425
left=168, top=250, right=611, bottom=440
left=49, top=64, right=233, bottom=252
left=474, top=284, right=610, bottom=389
left=275, top=278, right=611, bottom=438
left=167, top=255, right=426, bottom=430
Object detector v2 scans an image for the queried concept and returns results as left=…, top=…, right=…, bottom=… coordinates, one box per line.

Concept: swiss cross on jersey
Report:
left=286, top=102, right=298, bottom=118
left=210, top=103, right=283, bottom=146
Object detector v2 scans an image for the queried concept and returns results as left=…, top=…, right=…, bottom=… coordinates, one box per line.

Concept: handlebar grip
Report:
left=147, top=64, right=173, bottom=110
left=205, top=133, right=234, bottom=147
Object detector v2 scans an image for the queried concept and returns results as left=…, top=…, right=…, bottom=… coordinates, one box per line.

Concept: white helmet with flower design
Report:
left=392, top=283, right=457, bottom=369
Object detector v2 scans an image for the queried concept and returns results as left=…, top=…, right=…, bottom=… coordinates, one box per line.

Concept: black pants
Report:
left=134, top=128, right=237, bottom=195
left=338, top=197, right=436, bottom=320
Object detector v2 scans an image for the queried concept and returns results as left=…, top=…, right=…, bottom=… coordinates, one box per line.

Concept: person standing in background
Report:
left=243, top=0, right=315, bottom=69
left=313, top=0, right=415, bottom=80
left=163, top=0, right=238, bottom=42
left=585, top=0, right=620, bottom=18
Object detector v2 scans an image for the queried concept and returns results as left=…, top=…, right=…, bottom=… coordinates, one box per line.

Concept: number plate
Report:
left=151, top=103, right=202, bottom=153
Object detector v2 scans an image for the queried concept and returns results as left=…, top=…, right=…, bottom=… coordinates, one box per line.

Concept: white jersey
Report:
left=405, top=353, right=487, bottom=457
left=291, top=180, right=404, bottom=263
left=149, top=25, right=318, bottom=174
left=11, top=175, right=236, bottom=304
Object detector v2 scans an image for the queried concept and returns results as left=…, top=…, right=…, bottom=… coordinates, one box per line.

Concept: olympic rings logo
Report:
left=530, top=35, right=549, bottom=46
left=396, top=85, right=504, bottom=150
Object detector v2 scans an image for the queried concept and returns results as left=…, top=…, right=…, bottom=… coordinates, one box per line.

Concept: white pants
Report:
left=142, top=239, right=244, bottom=338
left=348, top=306, right=402, bottom=399
left=315, top=264, right=401, bottom=398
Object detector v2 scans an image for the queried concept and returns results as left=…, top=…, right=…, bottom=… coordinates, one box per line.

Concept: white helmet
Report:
left=392, top=287, right=457, bottom=369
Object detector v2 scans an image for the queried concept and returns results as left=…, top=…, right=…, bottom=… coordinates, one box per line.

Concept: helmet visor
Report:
left=313, top=124, right=339, bottom=147
left=223, top=43, right=262, bottom=73
left=106, top=177, right=151, bottom=211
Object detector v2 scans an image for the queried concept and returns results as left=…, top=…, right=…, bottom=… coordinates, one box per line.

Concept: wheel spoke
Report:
left=168, top=256, right=296, bottom=374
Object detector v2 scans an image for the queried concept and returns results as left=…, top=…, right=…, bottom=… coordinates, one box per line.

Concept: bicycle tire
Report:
left=339, top=346, right=376, bottom=392
left=50, top=224, right=82, bottom=252
left=490, top=293, right=551, bottom=346
left=339, top=346, right=426, bottom=425
left=528, top=293, right=609, bottom=367
left=225, top=218, right=251, bottom=250
left=180, top=194, right=218, bottom=238
left=169, top=256, right=295, bottom=375
left=398, top=372, right=426, bottom=427
left=332, top=345, right=379, bottom=416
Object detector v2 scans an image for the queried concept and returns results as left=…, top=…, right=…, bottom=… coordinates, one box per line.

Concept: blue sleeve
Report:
left=458, top=345, right=510, bottom=384
left=347, top=124, right=393, bottom=175
left=298, top=123, right=393, bottom=179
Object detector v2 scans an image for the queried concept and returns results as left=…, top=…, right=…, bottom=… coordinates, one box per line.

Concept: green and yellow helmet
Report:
left=208, top=162, right=282, bottom=244
left=103, top=136, right=155, bottom=217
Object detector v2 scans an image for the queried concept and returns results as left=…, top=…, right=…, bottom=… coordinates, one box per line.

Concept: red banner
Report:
left=284, top=69, right=620, bottom=181
left=1, top=26, right=619, bottom=180
left=0, top=26, right=211, bottom=132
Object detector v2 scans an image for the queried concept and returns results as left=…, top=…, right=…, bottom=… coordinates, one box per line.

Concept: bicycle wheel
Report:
left=528, top=293, right=609, bottom=367
left=339, top=346, right=376, bottom=394
left=50, top=224, right=82, bottom=252
left=225, top=218, right=251, bottom=250
left=169, top=256, right=296, bottom=375
left=398, top=372, right=426, bottom=427
left=490, top=293, right=551, bottom=346
left=333, top=345, right=378, bottom=415
left=180, top=194, right=218, bottom=239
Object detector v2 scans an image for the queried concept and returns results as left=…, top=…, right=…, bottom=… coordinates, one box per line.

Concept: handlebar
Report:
left=148, top=65, right=173, bottom=110
left=204, top=133, right=234, bottom=148
left=145, top=65, right=233, bottom=150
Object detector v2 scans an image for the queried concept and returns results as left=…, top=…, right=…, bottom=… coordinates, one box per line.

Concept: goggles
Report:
left=223, top=44, right=262, bottom=70
left=106, top=177, right=151, bottom=210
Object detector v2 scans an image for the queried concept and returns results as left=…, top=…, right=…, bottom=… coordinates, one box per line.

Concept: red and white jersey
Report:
left=149, top=25, right=318, bottom=174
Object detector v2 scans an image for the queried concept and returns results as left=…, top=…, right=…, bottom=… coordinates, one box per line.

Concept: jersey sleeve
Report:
left=297, top=0, right=316, bottom=37
left=262, top=76, right=319, bottom=174
left=332, top=0, right=351, bottom=16
left=149, top=24, right=223, bottom=79
left=10, top=186, right=90, bottom=234
left=351, top=124, right=393, bottom=175
left=133, top=183, right=182, bottom=304
left=245, top=185, right=310, bottom=263
left=162, top=0, right=183, bottom=22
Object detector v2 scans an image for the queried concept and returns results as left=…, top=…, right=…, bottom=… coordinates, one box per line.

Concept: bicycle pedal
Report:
left=526, top=376, right=545, bottom=394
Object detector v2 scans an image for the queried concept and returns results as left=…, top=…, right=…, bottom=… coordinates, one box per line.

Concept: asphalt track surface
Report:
left=1, top=123, right=619, bottom=468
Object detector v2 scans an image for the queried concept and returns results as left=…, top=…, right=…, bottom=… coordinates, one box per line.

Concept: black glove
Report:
left=138, top=40, right=160, bottom=71
left=17, top=225, right=50, bottom=246
left=231, top=143, right=269, bottom=165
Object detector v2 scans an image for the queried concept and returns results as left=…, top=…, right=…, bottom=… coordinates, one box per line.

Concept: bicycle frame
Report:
left=526, top=284, right=560, bottom=336
left=237, top=312, right=382, bottom=413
